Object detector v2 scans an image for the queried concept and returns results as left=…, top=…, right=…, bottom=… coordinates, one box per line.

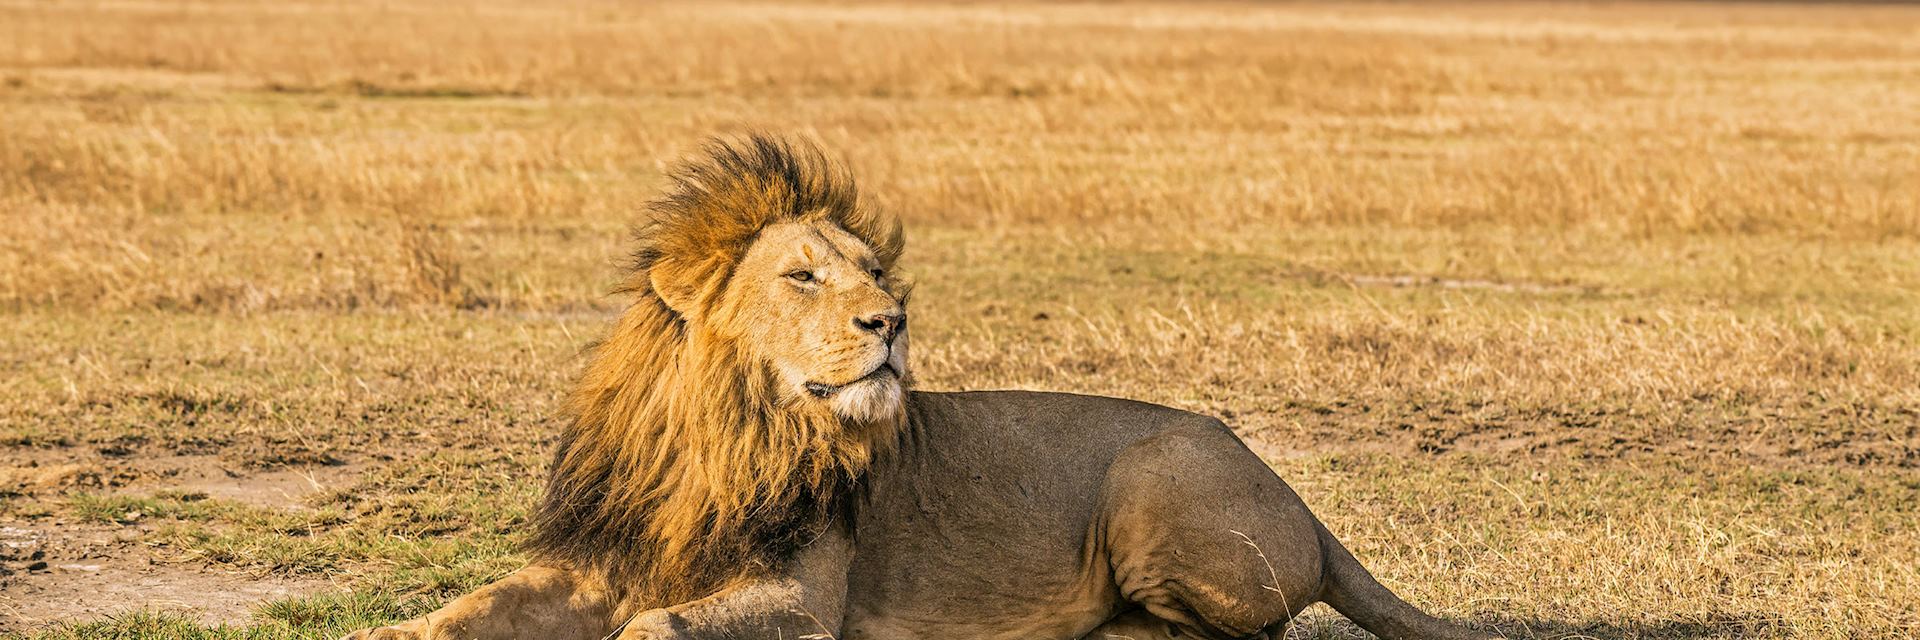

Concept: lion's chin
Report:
left=827, top=374, right=905, bottom=425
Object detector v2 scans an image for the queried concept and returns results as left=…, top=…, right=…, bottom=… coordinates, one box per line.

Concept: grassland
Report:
left=2, top=0, right=1917, bottom=638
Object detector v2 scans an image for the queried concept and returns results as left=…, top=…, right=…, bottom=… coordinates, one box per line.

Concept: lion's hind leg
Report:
left=1097, top=422, right=1325, bottom=640
left=1098, top=420, right=1498, bottom=640
left=341, top=565, right=619, bottom=640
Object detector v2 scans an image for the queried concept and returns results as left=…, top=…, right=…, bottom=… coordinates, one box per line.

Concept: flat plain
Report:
left=1, top=1, right=1917, bottom=638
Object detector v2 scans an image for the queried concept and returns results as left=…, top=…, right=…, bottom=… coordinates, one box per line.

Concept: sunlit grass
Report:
left=2, top=0, right=1917, bottom=638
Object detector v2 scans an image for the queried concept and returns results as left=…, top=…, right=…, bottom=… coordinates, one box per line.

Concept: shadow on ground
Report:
left=1287, top=611, right=1786, bottom=640
left=1476, top=614, right=1785, bottom=640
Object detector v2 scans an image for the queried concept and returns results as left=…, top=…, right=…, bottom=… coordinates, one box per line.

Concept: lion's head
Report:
left=528, top=135, right=911, bottom=606
left=690, top=213, right=911, bottom=425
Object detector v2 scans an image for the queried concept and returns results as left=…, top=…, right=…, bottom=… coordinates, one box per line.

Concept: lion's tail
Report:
left=1314, top=521, right=1501, bottom=640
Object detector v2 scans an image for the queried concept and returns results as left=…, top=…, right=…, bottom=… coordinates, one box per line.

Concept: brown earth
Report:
left=0, top=448, right=352, bottom=633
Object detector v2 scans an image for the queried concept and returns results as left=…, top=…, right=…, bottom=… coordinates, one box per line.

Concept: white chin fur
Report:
left=829, top=375, right=903, bottom=424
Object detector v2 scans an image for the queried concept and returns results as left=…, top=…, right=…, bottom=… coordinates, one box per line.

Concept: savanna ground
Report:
left=2, top=0, right=1918, bottom=638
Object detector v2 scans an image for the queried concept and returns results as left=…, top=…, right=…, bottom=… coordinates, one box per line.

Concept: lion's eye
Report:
left=785, top=270, right=815, bottom=283
left=870, top=268, right=885, bottom=280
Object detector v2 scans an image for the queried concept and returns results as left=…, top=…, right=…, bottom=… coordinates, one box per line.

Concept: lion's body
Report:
left=845, top=390, right=1316, bottom=639
left=345, top=136, right=1498, bottom=640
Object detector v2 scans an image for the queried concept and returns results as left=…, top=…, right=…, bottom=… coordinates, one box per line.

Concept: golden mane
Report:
left=527, top=135, right=906, bottom=607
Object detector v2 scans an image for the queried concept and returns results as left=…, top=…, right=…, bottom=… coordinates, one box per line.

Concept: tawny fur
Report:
left=526, top=136, right=906, bottom=608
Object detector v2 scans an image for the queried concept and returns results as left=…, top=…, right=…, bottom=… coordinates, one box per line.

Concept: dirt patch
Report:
left=138, top=454, right=363, bottom=511
left=0, top=518, right=333, bottom=633
left=0, top=446, right=353, bottom=632
left=0, top=447, right=131, bottom=497
left=3, top=445, right=361, bottom=510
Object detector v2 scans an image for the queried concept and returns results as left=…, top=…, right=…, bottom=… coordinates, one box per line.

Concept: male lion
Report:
left=346, top=136, right=1499, bottom=640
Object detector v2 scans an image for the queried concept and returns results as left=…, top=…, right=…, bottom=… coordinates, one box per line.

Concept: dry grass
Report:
left=1, top=1, right=1917, bottom=638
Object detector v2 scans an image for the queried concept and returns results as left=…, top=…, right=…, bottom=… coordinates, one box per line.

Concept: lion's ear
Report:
left=647, top=256, right=718, bottom=319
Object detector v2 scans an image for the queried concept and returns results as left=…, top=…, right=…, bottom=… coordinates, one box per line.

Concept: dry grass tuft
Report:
left=400, top=222, right=484, bottom=309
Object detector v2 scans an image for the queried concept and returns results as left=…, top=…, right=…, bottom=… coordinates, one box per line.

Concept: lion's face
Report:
left=719, top=220, right=909, bottom=424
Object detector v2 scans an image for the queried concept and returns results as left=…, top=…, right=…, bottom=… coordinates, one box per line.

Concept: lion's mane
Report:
left=527, top=135, right=906, bottom=607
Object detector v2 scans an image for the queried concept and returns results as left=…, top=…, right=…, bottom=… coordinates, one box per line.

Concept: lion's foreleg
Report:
left=342, top=564, right=619, bottom=640
left=617, top=526, right=853, bottom=640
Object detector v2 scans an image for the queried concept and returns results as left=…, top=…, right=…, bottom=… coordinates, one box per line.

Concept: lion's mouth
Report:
left=804, top=363, right=898, bottom=398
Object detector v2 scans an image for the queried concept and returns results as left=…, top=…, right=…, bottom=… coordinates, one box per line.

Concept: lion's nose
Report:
left=854, top=312, right=905, bottom=341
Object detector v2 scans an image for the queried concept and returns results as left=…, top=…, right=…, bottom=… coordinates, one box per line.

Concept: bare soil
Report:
left=0, top=447, right=348, bottom=633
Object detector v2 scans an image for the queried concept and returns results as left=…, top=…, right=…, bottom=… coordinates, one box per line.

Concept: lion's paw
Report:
left=614, top=609, right=693, bottom=640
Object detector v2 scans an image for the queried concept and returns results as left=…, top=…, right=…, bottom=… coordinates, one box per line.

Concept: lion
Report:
left=345, top=135, right=1501, bottom=640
